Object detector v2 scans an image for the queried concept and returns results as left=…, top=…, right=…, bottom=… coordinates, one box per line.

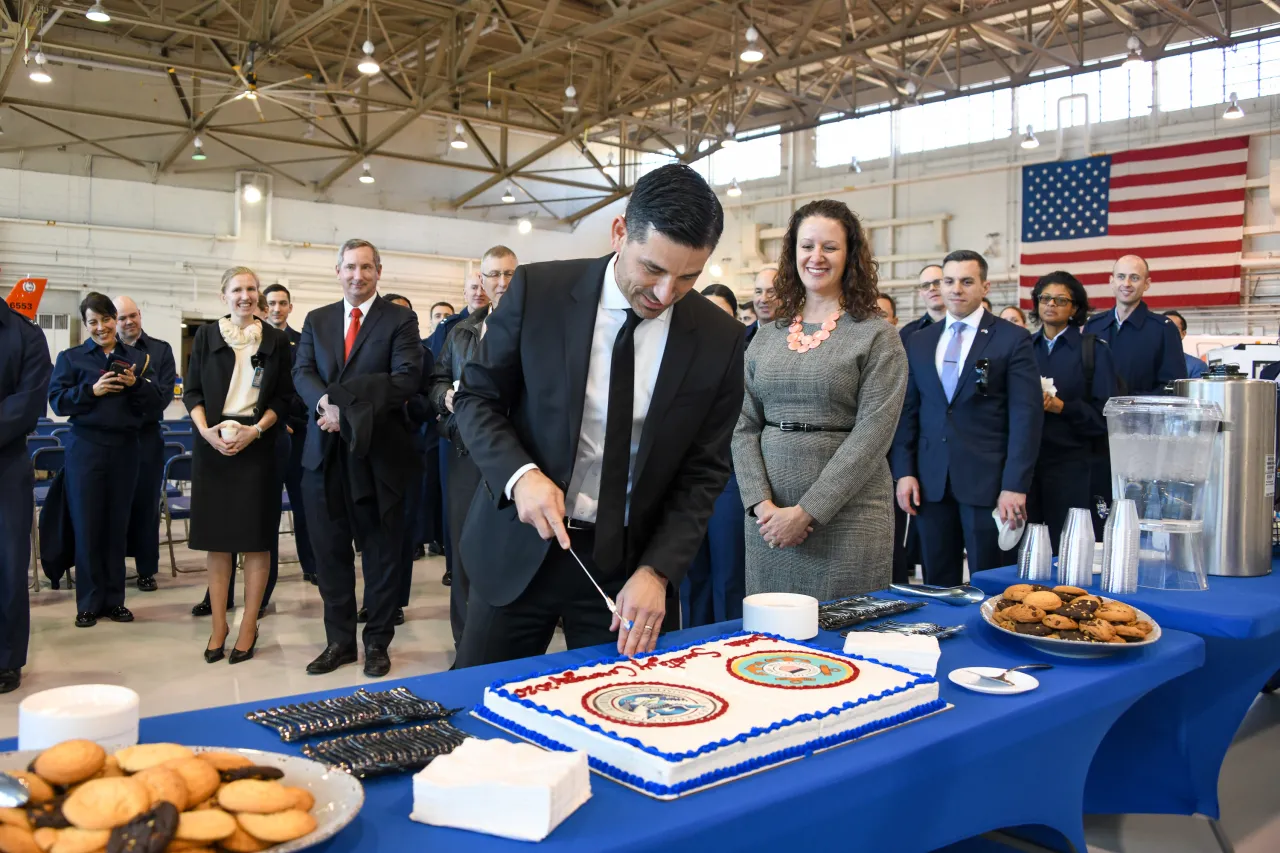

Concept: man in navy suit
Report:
left=891, top=250, right=1043, bottom=586
left=293, top=239, right=422, bottom=677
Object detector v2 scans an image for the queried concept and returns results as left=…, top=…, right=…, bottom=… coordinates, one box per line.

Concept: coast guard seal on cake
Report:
left=477, top=631, right=944, bottom=798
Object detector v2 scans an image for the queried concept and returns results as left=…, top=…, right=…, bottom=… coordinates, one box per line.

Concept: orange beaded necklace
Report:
left=786, top=311, right=842, bottom=354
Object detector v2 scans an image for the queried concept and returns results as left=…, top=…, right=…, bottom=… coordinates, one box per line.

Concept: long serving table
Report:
left=971, top=564, right=1280, bottom=852
left=3, top=597, right=1203, bottom=853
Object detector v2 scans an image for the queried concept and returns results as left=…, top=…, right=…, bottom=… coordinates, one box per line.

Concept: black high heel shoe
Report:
left=205, top=632, right=227, bottom=664
left=229, top=628, right=258, bottom=665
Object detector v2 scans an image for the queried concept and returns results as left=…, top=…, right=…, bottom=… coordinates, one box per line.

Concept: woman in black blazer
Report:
left=184, top=267, right=294, bottom=664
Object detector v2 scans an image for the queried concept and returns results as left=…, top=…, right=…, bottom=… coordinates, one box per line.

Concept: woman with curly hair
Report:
left=731, top=199, right=908, bottom=598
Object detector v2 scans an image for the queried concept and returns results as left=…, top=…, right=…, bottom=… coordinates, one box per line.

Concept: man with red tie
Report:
left=293, top=239, right=422, bottom=677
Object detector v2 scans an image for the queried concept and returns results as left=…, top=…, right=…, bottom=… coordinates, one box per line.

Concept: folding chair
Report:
left=167, top=431, right=195, bottom=453
left=32, top=423, right=61, bottom=436
left=161, top=453, right=200, bottom=575
left=30, top=446, right=66, bottom=593
left=26, top=435, right=59, bottom=456
left=51, top=428, right=70, bottom=442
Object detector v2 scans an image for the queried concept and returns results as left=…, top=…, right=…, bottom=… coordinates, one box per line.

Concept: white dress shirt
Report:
left=343, top=292, right=378, bottom=338
left=935, top=305, right=985, bottom=379
left=505, top=255, right=673, bottom=524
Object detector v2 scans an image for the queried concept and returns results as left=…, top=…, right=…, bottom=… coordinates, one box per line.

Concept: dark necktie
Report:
left=594, top=308, right=644, bottom=576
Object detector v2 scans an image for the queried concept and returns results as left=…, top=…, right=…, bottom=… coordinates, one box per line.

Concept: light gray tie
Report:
left=941, top=323, right=965, bottom=402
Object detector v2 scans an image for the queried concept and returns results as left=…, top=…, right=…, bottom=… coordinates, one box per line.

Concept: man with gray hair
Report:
left=294, top=238, right=422, bottom=677
left=112, top=295, right=177, bottom=592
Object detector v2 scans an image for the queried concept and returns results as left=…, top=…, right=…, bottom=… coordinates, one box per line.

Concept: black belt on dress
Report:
left=764, top=421, right=853, bottom=433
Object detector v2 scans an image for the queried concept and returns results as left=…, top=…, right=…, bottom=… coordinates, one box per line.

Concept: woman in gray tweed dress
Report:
left=732, top=199, right=908, bottom=599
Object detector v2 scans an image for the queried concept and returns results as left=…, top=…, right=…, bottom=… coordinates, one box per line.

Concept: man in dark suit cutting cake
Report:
left=452, top=164, right=745, bottom=667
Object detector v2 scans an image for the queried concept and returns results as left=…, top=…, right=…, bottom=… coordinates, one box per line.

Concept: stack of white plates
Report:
left=18, top=684, right=140, bottom=751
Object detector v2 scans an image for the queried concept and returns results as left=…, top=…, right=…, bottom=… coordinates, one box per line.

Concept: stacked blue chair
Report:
left=30, top=447, right=66, bottom=592
left=167, top=431, right=195, bottom=453
left=26, top=436, right=59, bottom=456
left=162, top=453, right=196, bottom=575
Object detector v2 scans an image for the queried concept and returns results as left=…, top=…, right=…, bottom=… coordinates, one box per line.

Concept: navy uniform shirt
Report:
left=1082, top=301, right=1186, bottom=393
left=125, top=331, right=177, bottom=431
left=899, top=312, right=938, bottom=343
left=48, top=339, right=167, bottom=445
left=1034, top=325, right=1118, bottom=454
left=427, top=309, right=467, bottom=359
left=0, top=303, right=53, bottom=457
left=1184, top=353, right=1208, bottom=379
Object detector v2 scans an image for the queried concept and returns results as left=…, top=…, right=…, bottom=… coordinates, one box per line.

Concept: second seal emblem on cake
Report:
left=582, top=683, right=728, bottom=727
left=727, top=651, right=860, bottom=689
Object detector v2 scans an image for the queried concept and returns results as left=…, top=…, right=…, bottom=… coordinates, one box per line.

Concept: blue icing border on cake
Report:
left=475, top=629, right=939, bottom=765
left=475, top=691, right=947, bottom=797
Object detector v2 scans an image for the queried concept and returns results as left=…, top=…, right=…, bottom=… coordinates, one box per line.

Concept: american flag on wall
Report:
left=1018, top=136, right=1248, bottom=309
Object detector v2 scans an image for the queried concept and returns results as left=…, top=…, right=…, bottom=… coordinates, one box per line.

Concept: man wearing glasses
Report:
left=430, top=246, right=518, bottom=648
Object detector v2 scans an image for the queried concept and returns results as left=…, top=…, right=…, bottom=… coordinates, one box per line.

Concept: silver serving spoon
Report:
left=0, top=772, right=30, bottom=808
left=976, top=664, right=1054, bottom=687
left=889, top=583, right=986, bottom=606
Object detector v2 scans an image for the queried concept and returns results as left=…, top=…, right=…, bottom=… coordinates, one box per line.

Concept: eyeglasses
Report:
left=1036, top=295, right=1074, bottom=307
left=919, top=279, right=942, bottom=290
left=481, top=270, right=516, bottom=281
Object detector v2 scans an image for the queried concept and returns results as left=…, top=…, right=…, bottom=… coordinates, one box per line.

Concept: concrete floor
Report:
left=3, top=533, right=1276, bottom=853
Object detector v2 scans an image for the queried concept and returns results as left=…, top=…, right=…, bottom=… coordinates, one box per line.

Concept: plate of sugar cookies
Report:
left=0, top=740, right=363, bottom=853
left=980, top=583, right=1162, bottom=659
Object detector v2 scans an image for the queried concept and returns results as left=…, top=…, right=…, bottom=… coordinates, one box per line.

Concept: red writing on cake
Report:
left=633, top=647, right=723, bottom=671
left=724, top=634, right=770, bottom=648
left=513, top=665, right=639, bottom=698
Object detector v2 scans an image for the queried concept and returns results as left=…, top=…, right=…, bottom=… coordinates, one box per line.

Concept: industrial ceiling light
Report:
left=1020, top=124, right=1040, bottom=149
left=740, top=25, right=764, bottom=63
left=359, top=162, right=375, bottom=184
left=1223, top=92, right=1244, bottom=120
left=1122, top=35, right=1144, bottom=70
left=849, top=155, right=861, bottom=174
left=190, top=137, right=207, bottom=161
left=726, top=178, right=743, bottom=198
left=722, top=121, right=738, bottom=147
left=242, top=181, right=262, bottom=204
left=450, top=121, right=468, bottom=150
left=358, top=41, right=380, bottom=75
left=709, top=263, right=724, bottom=277
left=28, top=51, right=51, bottom=84
left=517, top=218, right=533, bottom=234
left=501, top=186, right=515, bottom=204
left=562, top=84, right=579, bottom=113
left=86, top=1, right=111, bottom=23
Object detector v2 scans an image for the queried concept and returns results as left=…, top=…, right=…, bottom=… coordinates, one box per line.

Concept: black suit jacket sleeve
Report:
left=265, top=330, right=296, bottom=423
left=292, top=315, right=325, bottom=417
left=890, top=344, right=922, bottom=481
left=1003, top=332, right=1045, bottom=494
left=637, top=331, right=744, bottom=586
left=324, top=310, right=422, bottom=415
left=0, top=312, right=53, bottom=450
left=181, top=325, right=210, bottom=415
left=453, top=268, right=537, bottom=507
left=405, top=345, right=435, bottom=426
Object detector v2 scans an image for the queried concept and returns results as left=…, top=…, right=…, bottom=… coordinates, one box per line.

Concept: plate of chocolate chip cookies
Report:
left=980, top=583, right=1161, bottom=658
left=0, top=740, right=363, bottom=853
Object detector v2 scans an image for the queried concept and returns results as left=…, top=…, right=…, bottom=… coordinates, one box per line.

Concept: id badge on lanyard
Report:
left=251, top=367, right=264, bottom=389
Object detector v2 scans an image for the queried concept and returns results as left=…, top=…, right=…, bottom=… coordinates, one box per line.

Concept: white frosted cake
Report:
left=476, top=631, right=943, bottom=798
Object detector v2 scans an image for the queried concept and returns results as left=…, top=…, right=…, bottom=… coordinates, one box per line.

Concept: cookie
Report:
left=1074, top=595, right=1103, bottom=606
left=61, top=778, right=150, bottom=831
left=33, top=743, right=106, bottom=787
left=173, top=811, right=235, bottom=843
left=1003, top=584, right=1035, bottom=602
left=106, top=803, right=177, bottom=853
left=1079, top=619, right=1117, bottom=642
left=1011, top=621, right=1055, bottom=636
left=4, top=775, right=54, bottom=807
left=115, top=746, right=193, bottom=776
left=0, top=825, right=41, bottom=853
left=1114, top=623, right=1151, bottom=641
left=234, top=811, right=316, bottom=844
left=216, top=768, right=283, bottom=785
left=215, top=781, right=292, bottom=815
left=0, top=810, right=31, bottom=832
left=1057, top=630, right=1088, bottom=642
left=1097, top=603, right=1137, bottom=624
left=1008, top=604, right=1047, bottom=623
left=1052, top=585, right=1087, bottom=600
left=31, top=828, right=58, bottom=852
left=994, top=598, right=1018, bottom=611
left=157, top=761, right=218, bottom=807
left=1042, top=614, right=1078, bottom=631
left=46, top=828, right=109, bottom=853
left=1023, top=591, right=1063, bottom=611
left=1132, top=620, right=1155, bottom=636
left=1056, top=599, right=1099, bottom=620
left=284, top=787, right=314, bottom=813
left=98, top=759, right=122, bottom=780
left=192, top=754, right=251, bottom=774
left=25, top=795, right=70, bottom=830
left=213, top=826, right=266, bottom=853
left=162, top=842, right=209, bottom=853
left=132, top=768, right=188, bottom=812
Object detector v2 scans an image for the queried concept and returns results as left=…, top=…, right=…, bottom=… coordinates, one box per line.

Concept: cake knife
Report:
left=567, top=546, right=634, bottom=632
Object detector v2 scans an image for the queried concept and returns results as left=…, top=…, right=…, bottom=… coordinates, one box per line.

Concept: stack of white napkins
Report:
left=842, top=633, right=941, bottom=676
left=410, top=738, right=591, bottom=842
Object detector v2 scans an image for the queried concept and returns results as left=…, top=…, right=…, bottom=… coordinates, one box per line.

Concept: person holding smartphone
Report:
left=48, top=292, right=167, bottom=628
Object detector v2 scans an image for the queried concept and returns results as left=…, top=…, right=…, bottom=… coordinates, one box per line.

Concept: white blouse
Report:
left=218, top=318, right=262, bottom=417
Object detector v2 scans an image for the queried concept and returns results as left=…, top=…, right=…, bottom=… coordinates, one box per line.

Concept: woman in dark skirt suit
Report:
left=184, top=267, right=294, bottom=664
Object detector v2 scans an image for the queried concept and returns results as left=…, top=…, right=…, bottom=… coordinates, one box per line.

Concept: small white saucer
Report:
left=947, top=666, right=1039, bottom=695
left=991, top=509, right=1025, bottom=551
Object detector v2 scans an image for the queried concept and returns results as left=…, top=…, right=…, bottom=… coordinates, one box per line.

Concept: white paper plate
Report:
left=0, top=745, right=364, bottom=852
left=991, top=509, right=1026, bottom=551
left=948, top=666, right=1039, bottom=695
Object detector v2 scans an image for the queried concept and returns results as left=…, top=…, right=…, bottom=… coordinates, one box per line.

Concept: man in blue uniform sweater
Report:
left=0, top=303, right=53, bottom=693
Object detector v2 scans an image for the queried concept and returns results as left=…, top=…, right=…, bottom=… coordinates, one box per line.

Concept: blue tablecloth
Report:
left=1, top=601, right=1205, bottom=853
left=972, top=565, right=1280, bottom=820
